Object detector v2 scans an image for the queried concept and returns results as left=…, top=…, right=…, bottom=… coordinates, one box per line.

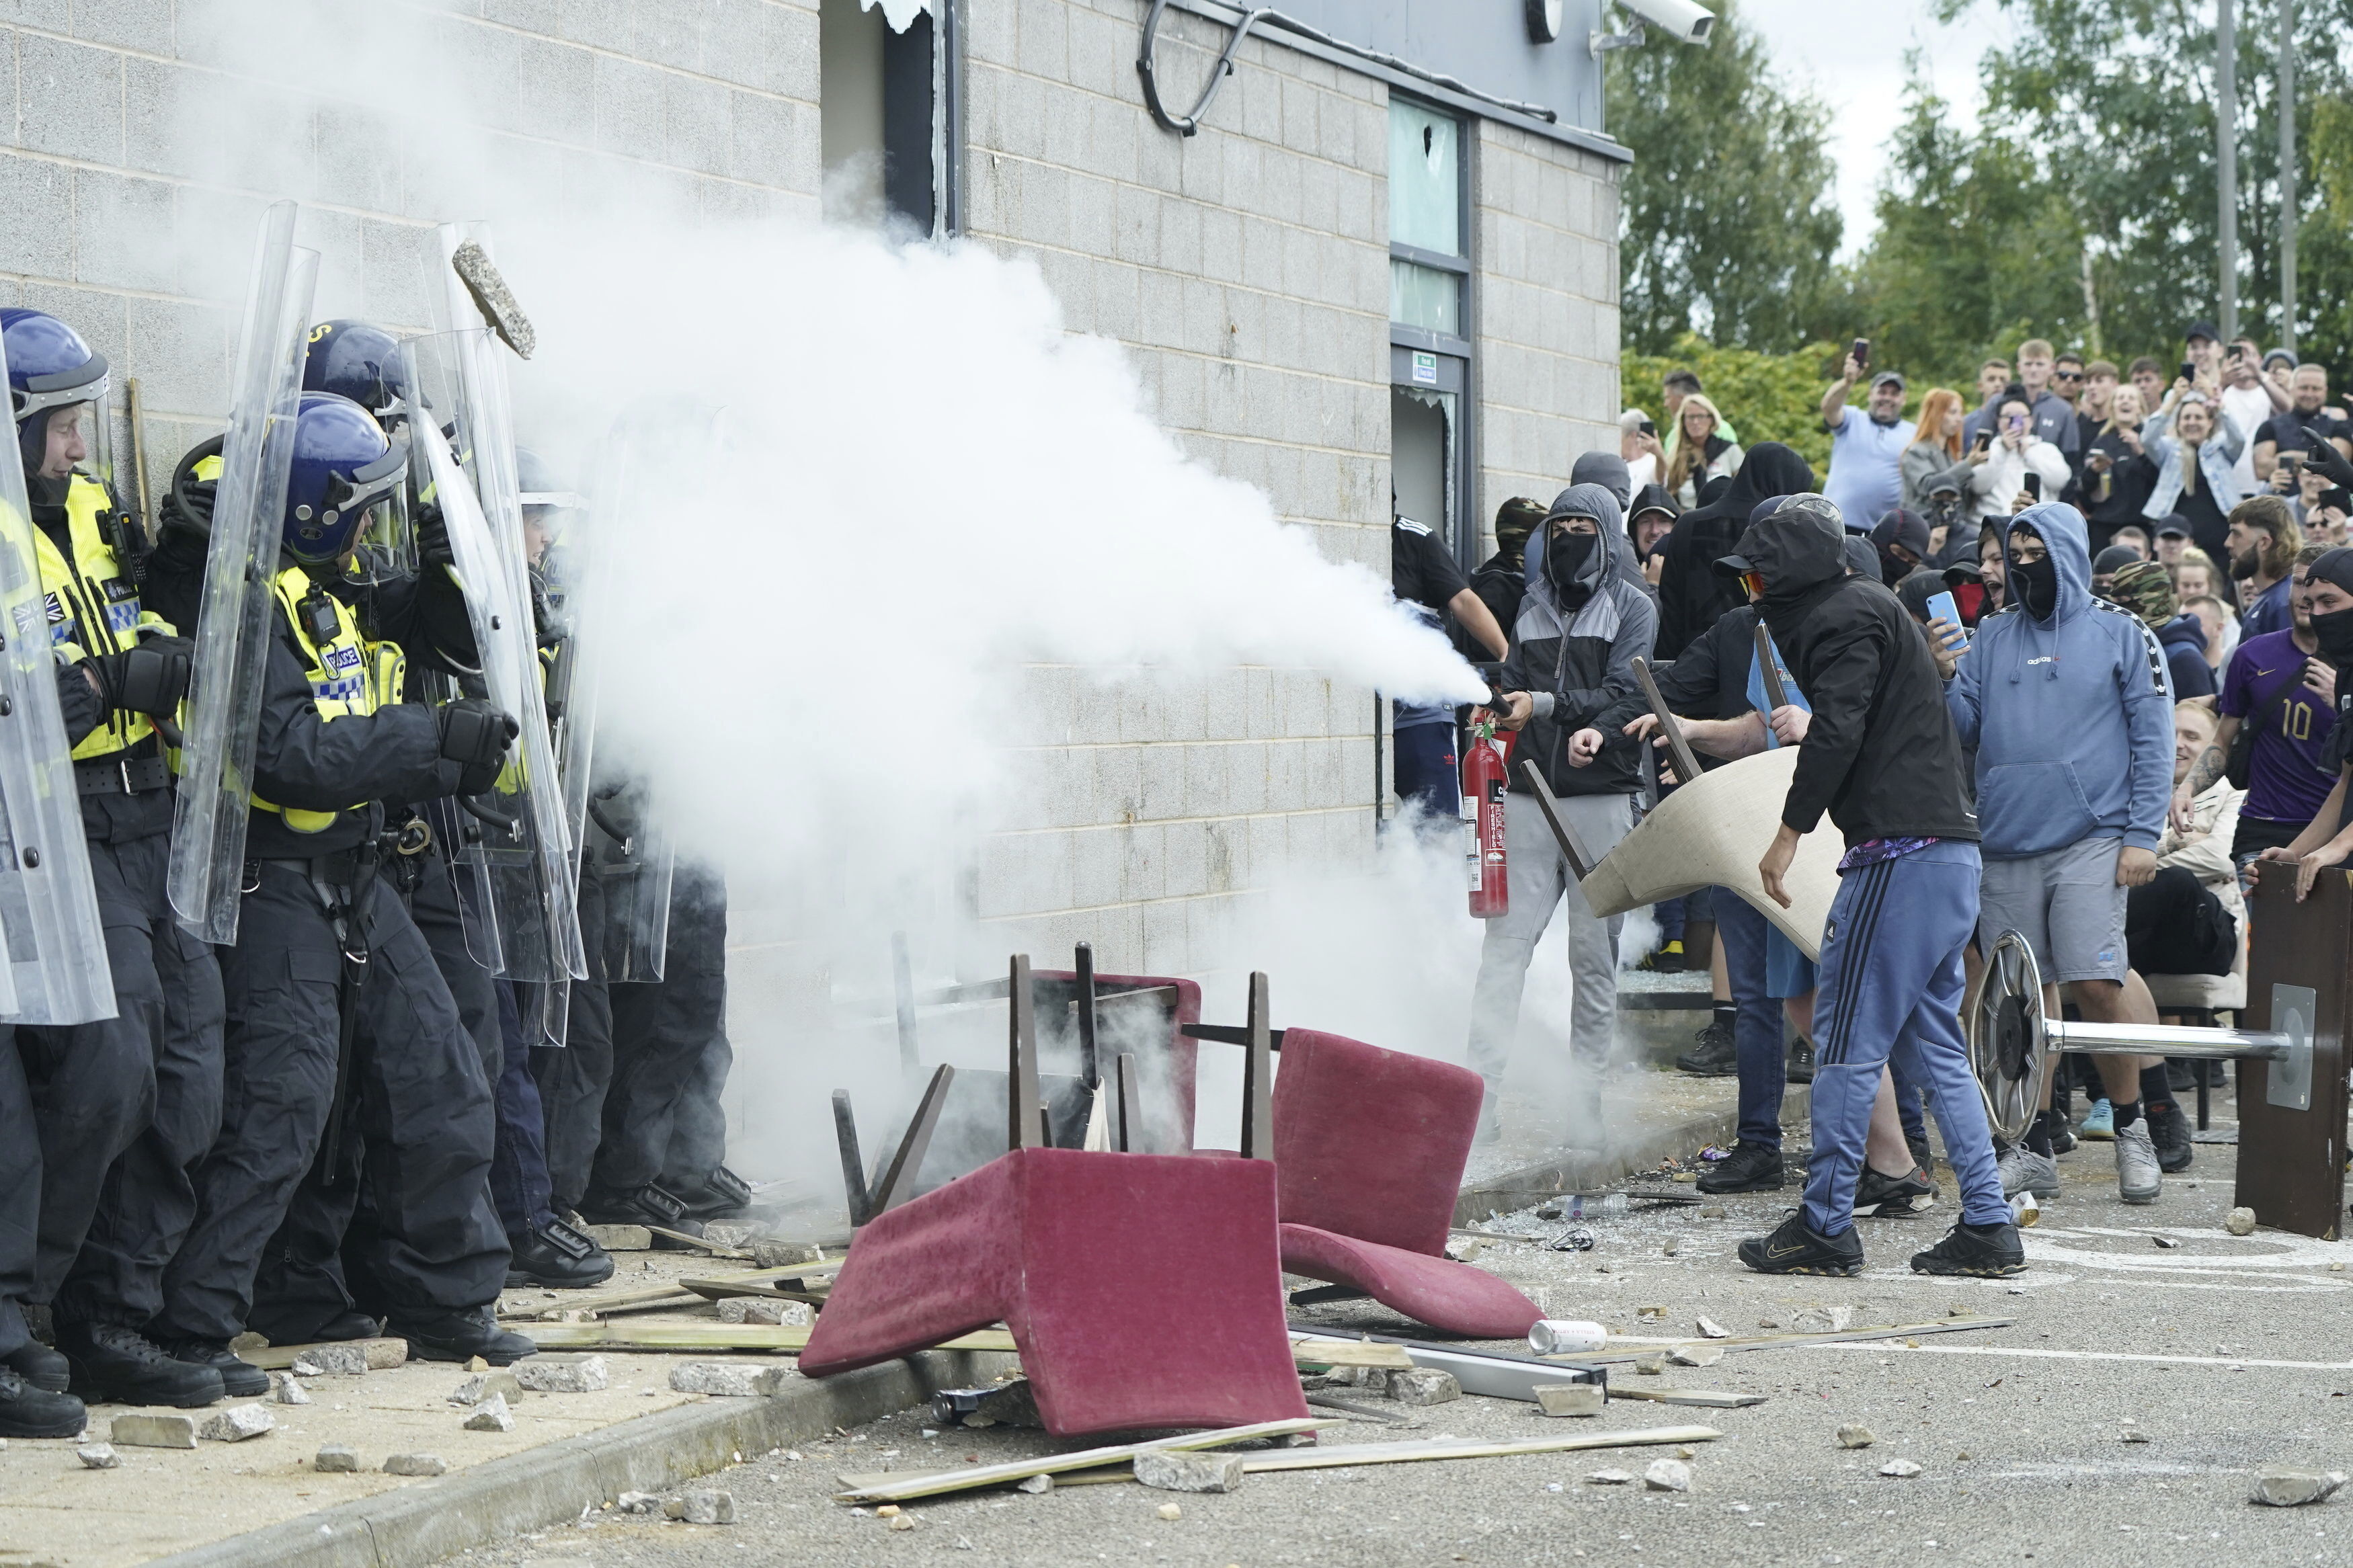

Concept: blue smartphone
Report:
left=1927, top=591, right=1968, bottom=652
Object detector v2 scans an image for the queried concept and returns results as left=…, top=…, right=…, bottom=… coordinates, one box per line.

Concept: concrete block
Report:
left=585, top=1224, right=653, bottom=1251
left=198, top=1404, right=275, bottom=1442
left=668, top=1362, right=787, bottom=1397
left=637, top=0, right=717, bottom=73
left=518, top=1354, right=609, bottom=1393
left=1536, top=1384, right=1605, bottom=1417
left=1388, top=1368, right=1461, bottom=1406
left=1014, top=0, right=1069, bottom=79
left=464, top=1393, right=516, bottom=1432
left=111, top=1413, right=197, bottom=1449
left=1133, top=1448, right=1246, bottom=1493
left=384, top=1453, right=448, bottom=1477
left=19, top=35, right=124, bottom=164
left=556, top=0, right=635, bottom=51
left=662, top=71, right=733, bottom=176
left=313, top=1444, right=360, bottom=1473
left=679, top=1489, right=735, bottom=1524
left=0, top=157, right=74, bottom=279
left=592, top=51, right=668, bottom=159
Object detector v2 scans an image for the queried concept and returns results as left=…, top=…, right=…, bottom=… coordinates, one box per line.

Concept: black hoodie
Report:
left=1654, top=443, right=1817, bottom=659
left=1731, top=497, right=1980, bottom=848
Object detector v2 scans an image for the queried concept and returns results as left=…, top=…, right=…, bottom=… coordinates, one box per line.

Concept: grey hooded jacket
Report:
left=1505, top=483, right=1659, bottom=798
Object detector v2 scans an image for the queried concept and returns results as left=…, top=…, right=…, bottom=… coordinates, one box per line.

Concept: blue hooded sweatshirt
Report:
left=1944, top=502, right=2173, bottom=858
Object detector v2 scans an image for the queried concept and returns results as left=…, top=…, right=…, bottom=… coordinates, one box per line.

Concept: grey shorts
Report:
left=1978, top=837, right=2130, bottom=985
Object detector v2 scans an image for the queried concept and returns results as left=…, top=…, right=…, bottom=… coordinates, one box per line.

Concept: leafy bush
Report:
left=1622, top=335, right=1852, bottom=485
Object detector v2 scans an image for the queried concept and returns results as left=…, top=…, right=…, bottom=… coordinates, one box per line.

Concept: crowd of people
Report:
left=0, top=306, right=744, bottom=1440
left=1405, top=321, right=2353, bottom=1278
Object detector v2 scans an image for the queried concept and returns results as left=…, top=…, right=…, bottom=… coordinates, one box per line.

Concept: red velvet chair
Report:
left=1270, top=1028, right=1543, bottom=1340
left=798, top=1147, right=1308, bottom=1434
left=1030, top=969, right=1201, bottom=1153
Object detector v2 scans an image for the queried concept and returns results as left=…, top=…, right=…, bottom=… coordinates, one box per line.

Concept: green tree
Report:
left=1606, top=0, right=1844, bottom=356
left=1622, top=337, right=1847, bottom=484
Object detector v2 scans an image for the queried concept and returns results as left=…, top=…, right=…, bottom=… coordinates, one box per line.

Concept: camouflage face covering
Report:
left=2107, top=558, right=2177, bottom=625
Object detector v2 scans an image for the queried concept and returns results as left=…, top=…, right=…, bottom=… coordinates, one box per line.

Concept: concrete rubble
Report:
left=1794, top=1307, right=1856, bottom=1333
left=271, top=1372, right=311, bottom=1405
left=517, top=1354, right=608, bottom=1393
left=448, top=1370, right=523, bottom=1405
left=668, top=1362, right=789, bottom=1397
left=1133, top=1449, right=1248, bottom=1493
left=1643, top=1458, right=1692, bottom=1492
left=1879, top=1458, right=1924, bottom=1477
left=672, top=1489, right=736, bottom=1524
left=586, top=1225, right=652, bottom=1251
left=1385, top=1368, right=1460, bottom=1406
left=1535, top=1385, right=1604, bottom=1418
left=1837, top=1425, right=1876, bottom=1448
left=75, top=1443, right=118, bottom=1469
left=384, top=1453, right=449, bottom=1477
left=1587, top=1469, right=1634, bottom=1485
left=715, top=1297, right=808, bottom=1326
left=290, top=1344, right=369, bottom=1377
left=199, top=1404, right=275, bottom=1442
left=464, top=1393, right=516, bottom=1432
left=2249, top=1468, right=2346, bottom=1507
left=1667, top=1345, right=1724, bottom=1368
left=2225, top=1208, right=2258, bottom=1237
left=314, top=1444, right=359, bottom=1473
left=616, top=1491, right=664, bottom=1514
left=1014, top=1474, right=1053, bottom=1494
left=1155, top=1503, right=1183, bottom=1522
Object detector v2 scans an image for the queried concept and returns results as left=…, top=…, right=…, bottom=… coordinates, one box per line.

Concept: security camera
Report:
left=1591, top=0, right=1715, bottom=53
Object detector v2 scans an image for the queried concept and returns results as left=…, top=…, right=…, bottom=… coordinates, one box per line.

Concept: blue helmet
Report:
left=302, top=320, right=407, bottom=418
left=4, top=308, right=109, bottom=474
left=284, top=393, right=405, bottom=565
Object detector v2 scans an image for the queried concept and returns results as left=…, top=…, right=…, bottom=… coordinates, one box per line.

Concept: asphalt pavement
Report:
left=438, top=1118, right=2353, bottom=1568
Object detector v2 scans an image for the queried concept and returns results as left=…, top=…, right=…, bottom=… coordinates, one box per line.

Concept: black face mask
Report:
left=1878, top=547, right=1913, bottom=586
left=2312, top=605, right=2353, bottom=669
left=2015, top=554, right=2060, bottom=620
left=1546, top=531, right=1597, bottom=606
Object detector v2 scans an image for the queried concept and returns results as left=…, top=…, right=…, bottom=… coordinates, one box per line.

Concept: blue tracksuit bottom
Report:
left=1803, top=840, right=2007, bottom=1235
left=1711, top=893, right=1785, bottom=1151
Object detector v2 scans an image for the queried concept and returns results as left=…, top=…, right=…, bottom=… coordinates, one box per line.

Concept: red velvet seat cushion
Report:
left=1270, top=1028, right=1482, bottom=1257
left=1279, top=1223, right=1544, bottom=1339
left=799, top=1147, right=1307, bottom=1435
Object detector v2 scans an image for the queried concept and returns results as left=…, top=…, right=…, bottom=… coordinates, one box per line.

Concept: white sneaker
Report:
left=2115, top=1120, right=2161, bottom=1205
left=1997, top=1145, right=2059, bottom=1200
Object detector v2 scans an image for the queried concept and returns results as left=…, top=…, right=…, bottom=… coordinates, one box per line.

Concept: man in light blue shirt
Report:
left=1820, top=358, right=1915, bottom=532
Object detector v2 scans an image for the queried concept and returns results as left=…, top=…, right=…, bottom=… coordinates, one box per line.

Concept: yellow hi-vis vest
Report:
left=250, top=565, right=407, bottom=834
left=38, top=473, right=169, bottom=761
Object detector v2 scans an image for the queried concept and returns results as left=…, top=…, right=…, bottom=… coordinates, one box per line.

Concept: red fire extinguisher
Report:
left=1464, top=718, right=1509, bottom=918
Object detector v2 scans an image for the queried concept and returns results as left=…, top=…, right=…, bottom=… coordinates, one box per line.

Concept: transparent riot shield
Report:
left=169, top=200, right=321, bottom=946
left=0, top=327, right=116, bottom=1021
left=401, top=381, right=584, bottom=985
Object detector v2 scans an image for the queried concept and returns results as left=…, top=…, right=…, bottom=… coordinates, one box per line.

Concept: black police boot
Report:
left=0, top=1366, right=87, bottom=1438
left=1737, top=1212, right=1864, bottom=1276
left=578, top=1182, right=705, bottom=1246
left=1696, top=1141, right=1785, bottom=1194
left=1909, top=1220, right=2027, bottom=1277
left=2146, top=1100, right=2194, bottom=1173
left=1784, top=1036, right=1815, bottom=1083
left=1853, top=1164, right=1936, bottom=1218
left=386, top=1306, right=539, bottom=1366
left=678, top=1165, right=754, bottom=1223
left=157, top=1337, right=270, bottom=1398
left=506, top=1219, right=614, bottom=1290
left=1675, top=1017, right=1738, bottom=1077
left=3, top=1339, right=70, bottom=1393
left=56, top=1321, right=225, bottom=1408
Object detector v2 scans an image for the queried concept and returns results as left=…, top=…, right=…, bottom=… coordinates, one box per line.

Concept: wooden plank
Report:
left=676, top=1263, right=842, bottom=1302
left=1234, top=1423, right=1720, bottom=1473
left=2239, top=871, right=2350, bottom=1239
left=645, top=1225, right=751, bottom=1257
left=1564, top=1317, right=2014, bottom=1365
left=1240, top=971, right=1273, bottom=1160
left=517, top=1323, right=1019, bottom=1356
left=1605, top=1387, right=1767, bottom=1409
left=1008, top=956, right=1041, bottom=1151
left=871, top=1063, right=956, bottom=1214
left=834, top=1418, right=1333, bottom=1503
left=1288, top=1337, right=1414, bottom=1370
left=497, top=1284, right=703, bottom=1322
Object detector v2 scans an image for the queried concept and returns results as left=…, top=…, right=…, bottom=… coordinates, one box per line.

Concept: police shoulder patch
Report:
left=1394, top=517, right=1433, bottom=536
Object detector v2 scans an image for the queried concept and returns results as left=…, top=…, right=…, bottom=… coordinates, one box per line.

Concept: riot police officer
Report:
left=147, top=393, right=532, bottom=1378
left=3, top=308, right=227, bottom=1409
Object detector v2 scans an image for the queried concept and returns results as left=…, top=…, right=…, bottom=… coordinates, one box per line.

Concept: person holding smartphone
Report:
left=2079, top=383, right=2160, bottom=550
left=1966, top=387, right=2070, bottom=526
left=1820, top=345, right=1915, bottom=529
left=2139, top=389, right=2247, bottom=560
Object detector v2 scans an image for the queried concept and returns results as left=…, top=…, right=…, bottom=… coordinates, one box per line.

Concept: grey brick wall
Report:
left=0, top=1, right=823, bottom=508
left=960, top=0, right=1620, bottom=975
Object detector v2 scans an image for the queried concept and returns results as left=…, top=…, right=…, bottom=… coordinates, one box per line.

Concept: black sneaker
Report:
left=158, top=1337, right=269, bottom=1398
left=2146, top=1100, right=2194, bottom=1173
left=678, top=1165, right=754, bottom=1222
left=386, top=1307, right=539, bottom=1366
left=1675, top=1018, right=1738, bottom=1077
left=57, top=1321, right=224, bottom=1408
left=1638, top=940, right=1689, bottom=973
left=0, top=1366, right=86, bottom=1438
left=1785, top=1036, right=1815, bottom=1083
left=3, top=1339, right=69, bottom=1393
left=579, top=1182, right=705, bottom=1246
left=1853, top=1164, right=1935, bottom=1218
left=506, top=1219, right=614, bottom=1290
left=1909, top=1220, right=2026, bottom=1277
left=1696, top=1141, right=1785, bottom=1194
left=1737, top=1212, right=1864, bottom=1276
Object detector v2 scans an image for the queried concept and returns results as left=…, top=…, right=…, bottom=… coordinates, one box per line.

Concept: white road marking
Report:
left=1805, top=1342, right=2353, bottom=1372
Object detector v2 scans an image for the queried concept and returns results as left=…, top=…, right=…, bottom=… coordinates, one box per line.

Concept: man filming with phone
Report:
left=1820, top=341, right=1914, bottom=533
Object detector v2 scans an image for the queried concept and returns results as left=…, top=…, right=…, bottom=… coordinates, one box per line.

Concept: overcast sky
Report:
left=1732, top=0, right=2010, bottom=259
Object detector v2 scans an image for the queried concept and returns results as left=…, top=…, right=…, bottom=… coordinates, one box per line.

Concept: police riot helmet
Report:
left=3, top=308, right=109, bottom=474
left=302, top=320, right=409, bottom=419
left=284, top=393, right=407, bottom=567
